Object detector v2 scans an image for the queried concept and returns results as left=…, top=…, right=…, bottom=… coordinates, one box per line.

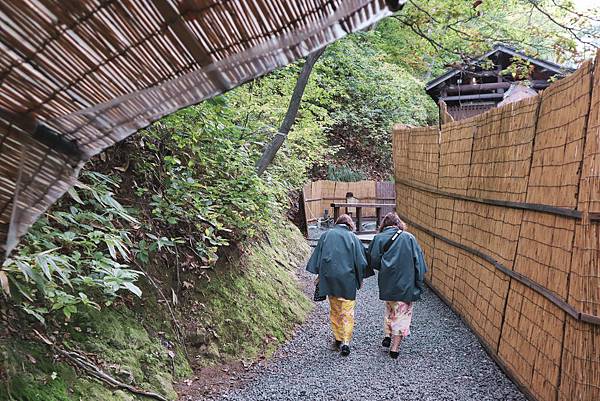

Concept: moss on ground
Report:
left=188, top=221, right=312, bottom=366
left=1, top=221, right=312, bottom=400
left=0, top=306, right=184, bottom=401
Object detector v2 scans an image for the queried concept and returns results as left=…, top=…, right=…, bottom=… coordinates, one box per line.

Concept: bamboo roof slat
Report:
left=0, top=0, right=405, bottom=255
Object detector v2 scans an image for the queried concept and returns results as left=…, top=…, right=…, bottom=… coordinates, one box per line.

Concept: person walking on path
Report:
left=306, top=214, right=368, bottom=356
left=367, top=212, right=427, bottom=359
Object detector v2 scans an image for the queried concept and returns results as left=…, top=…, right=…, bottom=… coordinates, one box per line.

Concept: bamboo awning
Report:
left=0, top=0, right=405, bottom=257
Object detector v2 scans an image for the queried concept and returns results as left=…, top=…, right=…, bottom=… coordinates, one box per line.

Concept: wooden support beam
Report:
left=446, top=82, right=511, bottom=94
left=440, top=93, right=504, bottom=102
left=446, top=80, right=550, bottom=95
left=331, top=203, right=396, bottom=208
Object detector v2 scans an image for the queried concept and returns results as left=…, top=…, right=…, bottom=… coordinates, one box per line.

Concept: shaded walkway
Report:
left=213, top=272, right=526, bottom=401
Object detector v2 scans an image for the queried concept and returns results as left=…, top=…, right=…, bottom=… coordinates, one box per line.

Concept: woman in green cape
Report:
left=367, top=212, right=427, bottom=359
left=306, top=214, right=368, bottom=356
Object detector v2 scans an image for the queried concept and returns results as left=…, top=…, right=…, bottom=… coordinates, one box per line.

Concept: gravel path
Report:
left=214, top=271, right=527, bottom=401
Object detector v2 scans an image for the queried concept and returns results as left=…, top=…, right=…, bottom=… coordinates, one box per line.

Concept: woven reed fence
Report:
left=0, top=0, right=405, bottom=258
left=302, top=180, right=395, bottom=225
left=393, top=52, right=600, bottom=401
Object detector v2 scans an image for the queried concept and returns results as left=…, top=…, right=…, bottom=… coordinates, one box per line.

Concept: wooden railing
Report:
left=330, top=202, right=395, bottom=233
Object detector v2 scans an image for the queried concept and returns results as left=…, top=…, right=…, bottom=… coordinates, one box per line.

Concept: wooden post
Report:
left=356, top=207, right=363, bottom=232
left=333, top=205, right=340, bottom=222
left=376, top=206, right=382, bottom=228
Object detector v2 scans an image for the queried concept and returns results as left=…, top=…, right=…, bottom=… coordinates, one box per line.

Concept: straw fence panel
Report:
left=439, top=116, right=478, bottom=195
left=407, top=126, right=439, bottom=190
left=392, top=124, right=410, bottom=183
left=356, top=180, right=378, bottom=216
left=0, top=0, right=402, bottom=255
left=320, top=181, right=335, bottom=219
left=568, top=54, right=600, bottom=320
left=430, top=196, right=461, bottom=301
left=559, top=320, right=600, bottom=401
left=498, top=281, right=565, bottom=401
left=578, top=54, right=600, bottom=214
left=458, top=202, right=523, bottom=270
left=0, top=120, right=80, bottom=253
left=568, top=221, right=600, bottom=317
left=335, top=180, right=378, bottom=217
left=302, top=180, right=383, bottom=224
left=431, top=239, right=459, bottom=303
left=302, top=183, right=314, bottom=224
left=526, top=60, right=594, bottom=208
left=434, top=197, right=455, bottom=240
left=513, top=212, right=576, bottom=300
left=394, top=183, right=412, bottom=223
left=467, top=97, right=538, bottom=202
left=407, top=225, right=435, bottom=284
left=310, top=179, right=326, bottom=223
left=452, top=250, right=510, bottom=349
left=398, top=183, right=437, bottom=231
left=563, top=59, right=600, bottom=401
left=392, top=52, right=600, bottom=401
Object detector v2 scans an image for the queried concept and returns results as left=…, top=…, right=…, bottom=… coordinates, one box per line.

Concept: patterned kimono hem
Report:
left=329, top=296, right=355, bottom=343
left=384, top=301, right=413, bottom=337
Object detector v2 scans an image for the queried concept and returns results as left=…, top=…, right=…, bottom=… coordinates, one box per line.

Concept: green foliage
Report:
left=1, top=172, right=142, bottom=324
left=226, top=63, right=335, bottom=188
left=381, top=0, right=599, bottom=78
left=132, top=99, right=287, bottom=266
left=316, top=35, right=437, bottom=177
left=326, top=165, right=367, bottom=182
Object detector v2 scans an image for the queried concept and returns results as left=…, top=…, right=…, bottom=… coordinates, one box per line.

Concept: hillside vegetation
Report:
left=1, top=2, right=592, bottom=399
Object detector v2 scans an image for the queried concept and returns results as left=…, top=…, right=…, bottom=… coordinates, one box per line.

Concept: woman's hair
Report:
left=378, top=212, right=407, bottom=232
left=336, top=214, right=356, bottom=231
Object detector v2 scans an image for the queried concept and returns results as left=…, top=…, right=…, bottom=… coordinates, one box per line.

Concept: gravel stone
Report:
left=213, top=271, right=527, bottom=401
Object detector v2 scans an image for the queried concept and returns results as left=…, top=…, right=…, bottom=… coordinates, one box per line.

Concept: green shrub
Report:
left=1, top=172, right=142, bottom=324
left=326, top=165, right=367, bottom=182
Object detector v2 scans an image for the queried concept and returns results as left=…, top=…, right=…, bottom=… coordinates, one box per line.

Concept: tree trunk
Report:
left=255, top=47, right=326, bottom=176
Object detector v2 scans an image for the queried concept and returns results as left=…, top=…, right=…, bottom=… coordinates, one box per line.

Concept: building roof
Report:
left=425, top=44, right=574, bottom=92
left=0, top=0, right=405, bottom=256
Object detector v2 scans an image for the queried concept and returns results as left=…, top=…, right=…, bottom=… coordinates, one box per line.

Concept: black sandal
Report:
left=389, top=335, right=402, bottom=359
left=381, top=337, right=391, bottom=347
left=340, top=345, right=351, bottom=356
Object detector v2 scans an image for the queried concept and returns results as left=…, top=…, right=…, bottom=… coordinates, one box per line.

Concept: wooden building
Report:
left=425, top=44, right=573, bottom=121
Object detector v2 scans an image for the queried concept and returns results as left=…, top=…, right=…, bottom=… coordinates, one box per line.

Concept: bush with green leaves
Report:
left=326, top=165, right=367, bottom=182
left=131, top=99, right=286, bottom=266
left=1, top=172, right=142, bottom=324
left=315, top=35, right=438, bottom=178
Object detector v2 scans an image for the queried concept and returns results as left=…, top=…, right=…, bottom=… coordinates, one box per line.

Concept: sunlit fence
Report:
left=393, top=52, right=600, bottom=401
left=302, top=180, right=395, bottom=225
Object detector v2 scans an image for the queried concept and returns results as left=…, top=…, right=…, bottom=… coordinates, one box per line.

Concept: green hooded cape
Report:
left=306, top=224, right=368, bottom=300
left=367, top=227, right=427, bottom=302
